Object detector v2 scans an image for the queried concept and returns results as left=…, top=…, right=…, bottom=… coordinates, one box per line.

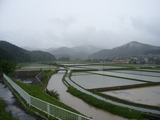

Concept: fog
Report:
left=0, top=0, right=160, bottom=49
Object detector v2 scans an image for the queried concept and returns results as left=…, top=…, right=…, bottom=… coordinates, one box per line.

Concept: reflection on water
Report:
left=71, top=73, right=145, bottom=89
left=47, top=71, right=127, bottom=120
left=92, top=71, right=160, bottom=82
left=102, top=86, right=160, bottom=107
left=113, top=70, right=160, bottom=77
left=0, top=81, right=36, bottom=120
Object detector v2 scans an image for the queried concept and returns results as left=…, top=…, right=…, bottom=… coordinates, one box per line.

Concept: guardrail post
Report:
left=47, top=103, right=50, bottom=117
left=78, top=116, right=82, bottom=120
left=28, top=95, right=30, bottom=107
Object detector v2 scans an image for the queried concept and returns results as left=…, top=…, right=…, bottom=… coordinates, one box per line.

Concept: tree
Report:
left=0, top=60, right=15, bottom=74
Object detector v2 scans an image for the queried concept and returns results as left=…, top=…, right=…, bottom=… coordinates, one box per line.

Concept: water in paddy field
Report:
left=47, top=71, right=127, bottom=120
left=102, top=86, right=160, bottom=107
left=0, top=80, right=37, bottom=120
left=71, top=73, right=145, bottom=89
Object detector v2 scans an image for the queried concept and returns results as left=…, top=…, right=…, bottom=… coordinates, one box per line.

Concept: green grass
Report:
left=70, top=70, right=160, bottom=111
left=67, top=86, right=144, bottom=119
left=4, top=69, right=83, bottom=120
left=67, top=70, right=160, bottom=119
left=0, top=99, right=19, bottom=120
left=92, top=91, right=160, bottom=111
left=12, top=70, right=79, bottom=113
left=46, top=89, right=60, bottom=100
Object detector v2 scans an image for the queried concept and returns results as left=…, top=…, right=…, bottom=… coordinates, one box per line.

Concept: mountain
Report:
left=49, top=47, right=76, bottom=59
left=0, top=41, right=56, bottom=62
left=29, top=51, right=56, bottom=62
left=144, top=49, right=160, bottom=55
left=0, top=41, right=31, bottom=62
left=49, top=45, right=101, bottom=59
left=71, top=45, right=101, bottom=54
left=0, top=47, right=15, bottom=61
left=89, top=41, right=160, bottom=59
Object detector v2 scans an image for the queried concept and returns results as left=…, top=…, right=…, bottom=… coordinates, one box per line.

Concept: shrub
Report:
left=46, top=89, right=60, bottom=100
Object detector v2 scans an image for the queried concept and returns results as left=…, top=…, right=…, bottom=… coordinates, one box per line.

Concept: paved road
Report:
left=65, top=70, right=160, bottom=115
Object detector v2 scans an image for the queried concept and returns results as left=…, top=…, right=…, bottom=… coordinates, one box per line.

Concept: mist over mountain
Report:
left=1, top=40, right=160, bottom=61
left=48, top=45, right=101, bottom=59
left=89, top=41, right=160, bottom=59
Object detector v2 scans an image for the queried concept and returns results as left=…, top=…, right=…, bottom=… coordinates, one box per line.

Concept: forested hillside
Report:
left=0, top=41, right=56, bottom=62
left=30, top=51, right=56, bottom=62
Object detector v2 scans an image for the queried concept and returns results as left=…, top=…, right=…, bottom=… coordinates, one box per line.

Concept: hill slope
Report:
left=0, top=41, right=31, bottom=62
left=30, top=51, right=56, bottom=62
left=49, top=45, right=101, bottom=59
left=0, top=47, right=15, bottom=61
left=0, top=41, right=56, bottom=62
left=89, top=41, right=160, bottom=58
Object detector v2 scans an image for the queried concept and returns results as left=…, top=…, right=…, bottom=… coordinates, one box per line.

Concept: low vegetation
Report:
left=11, top=70, right=79, bottom=113
left=0, top=99, right=18, bottom=120
left=66, top=70, right=160, bottom=119
left=46, top=89, right=60, bottom=100
left=0, top=60, right=16, bottom=74
left=4, top=70, right=80, bottom=120
left=67, top=86, right=144, bottom=119
left=93, top=91, right=160, bottom=111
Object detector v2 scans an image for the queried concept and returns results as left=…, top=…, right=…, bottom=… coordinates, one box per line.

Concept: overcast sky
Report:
left=0, top=0, right=160, bottom=49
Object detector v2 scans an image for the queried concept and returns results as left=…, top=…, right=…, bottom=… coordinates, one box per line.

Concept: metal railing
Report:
left=3, top=74, right=92, bottom=120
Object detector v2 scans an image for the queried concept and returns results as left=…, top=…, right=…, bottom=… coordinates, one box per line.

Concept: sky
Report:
left=0, top=0, right=160, bottom=49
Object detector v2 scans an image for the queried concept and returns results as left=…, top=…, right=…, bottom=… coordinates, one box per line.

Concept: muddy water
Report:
left=47, top=71, right=127, bottom=120
left=102, top=86, right=160, bottom=107
left=0, top=81, right=36, bottom=120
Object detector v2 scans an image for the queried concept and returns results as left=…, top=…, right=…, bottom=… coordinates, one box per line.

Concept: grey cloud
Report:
left=131, top=16, right=160, bottom=36
left=0, top=0, right=160, bottom=49
left=49, top=16, right=76, bottom=28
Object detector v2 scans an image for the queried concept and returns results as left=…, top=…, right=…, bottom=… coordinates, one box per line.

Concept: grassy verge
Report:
left=70, top=71, right=160, bottom=111
left=12, top=70, right=80, bottom=113
left=92, top=91, right=160, bottom=111
left=4, top=70, right=82, bottom=120
left=67, top=70, right=160, bottom=119
left=89, top=82, right=160, bottom=92
left=0, top=99, right=18, bottom=120
left=86, top=71, right=151, bottom=83
left=67, top=86, right=144, bottom=119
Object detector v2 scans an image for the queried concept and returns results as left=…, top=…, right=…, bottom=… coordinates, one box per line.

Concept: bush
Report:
left=46, top=89, right=60, bottom=100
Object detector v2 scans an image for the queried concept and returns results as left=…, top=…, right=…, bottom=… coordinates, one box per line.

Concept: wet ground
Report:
left=0, top=80, right=36, bottom=120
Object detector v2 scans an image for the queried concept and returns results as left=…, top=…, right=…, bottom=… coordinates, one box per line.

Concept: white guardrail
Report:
left=3, top=74, right=92, bottom=120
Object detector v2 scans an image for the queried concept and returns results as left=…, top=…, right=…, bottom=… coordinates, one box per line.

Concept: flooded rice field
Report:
left=138, top=69, right=160, bottom=72
left=0, top=81, right=36, bottom=120
left=47, top=71, right=127, bottom=120
left=77, top=65, right=125, bottom=69
left=112, top=70, right=160, bottom=77
left=91, top=71, right=160, bottom=82
left=102, top=86, right=160, bottom=107
left=68, top=65, right=125, bottom=70
left=18, top=63, right=55, bottom=71
left=71, top=69, right=160, bottom=109
left=71, top=73, right=146, bottom=89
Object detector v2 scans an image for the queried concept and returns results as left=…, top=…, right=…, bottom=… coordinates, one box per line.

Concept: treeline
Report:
left=0, top=60, right=15, bottom=74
